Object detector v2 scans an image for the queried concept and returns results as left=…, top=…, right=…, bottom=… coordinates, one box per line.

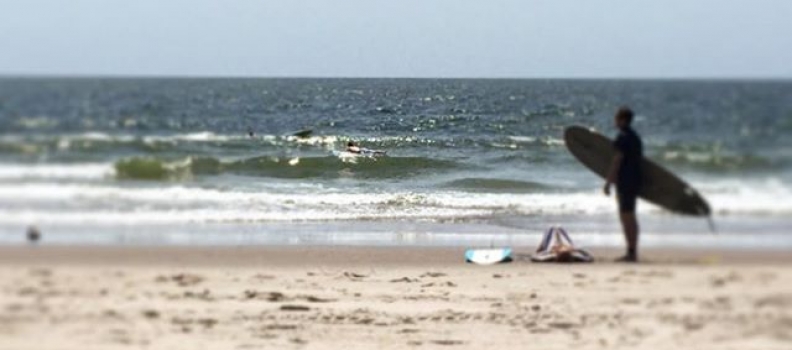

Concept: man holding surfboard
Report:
left=603, top=107, right=643, bottom=262
left=565, top=109, right=711, bottom=263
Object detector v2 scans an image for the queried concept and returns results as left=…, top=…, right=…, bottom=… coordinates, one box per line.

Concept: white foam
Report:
left=0, top=174, right=790, bottom=226
left=143, top=132, right=239, bottom=143
left=507, top=136, right=537, bottom=143
left=699, top=177, right=792, bottom=215
left=0, top=164, right=115, bottom=181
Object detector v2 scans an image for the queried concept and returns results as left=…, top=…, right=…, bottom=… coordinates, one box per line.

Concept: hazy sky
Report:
left=1, top=0, right=790, bottom=78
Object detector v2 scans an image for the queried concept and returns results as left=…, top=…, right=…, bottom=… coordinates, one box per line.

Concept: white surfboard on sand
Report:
left=465, top=248, right=513, bottom=265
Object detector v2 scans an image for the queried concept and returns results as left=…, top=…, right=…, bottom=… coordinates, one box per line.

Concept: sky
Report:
left=0, top=0, right=790, bottom=79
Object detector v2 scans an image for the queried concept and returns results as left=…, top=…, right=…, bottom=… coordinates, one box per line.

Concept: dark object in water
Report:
left=27, top=226, right=41, bottom=243
left=291, top=129, right=313, bottom=138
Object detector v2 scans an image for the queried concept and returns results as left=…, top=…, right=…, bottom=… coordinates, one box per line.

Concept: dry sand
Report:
left=0, top=246, right=790, bottom=349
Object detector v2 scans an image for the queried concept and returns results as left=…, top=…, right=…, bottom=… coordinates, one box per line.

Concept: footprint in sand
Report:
left=289, top=337, right=307, bottom=345
left=421, top=272, right=447, bottom=278
left=155, top=273, right=205, bottom=287
left=250, top=273, right=276, bottom=281
left=196, top=318, right=218, bottom=329
left=390, top=277, right=420, bottom=283
left=264, top=324, right=298, bottom=330
left=620, top=298, right=641, bottom=305
left=280, top=304, right=311, bottom=312
left=183, top=289, right=213, bottom=301
left=398, top=328, right=420, bottom=334
left=302, top=295, right=336, bottom=303
left=431, top=340, right=464, bottom=346
left=102, top=309, right=124, bottom=320
left=244, top=290, right=286, bottom=302
left=709, top=271, right=742, bottom=288
left=141, top=309, right=160, bottom=319
left=547, top=321, right=578, bottom=330
left=754, top=294, right=792, bottom=309
left=28, top=268, right=52, bottom=278
left=421, top=281, right=457, bottom=288
left=641, top=270, right=674, bottom=278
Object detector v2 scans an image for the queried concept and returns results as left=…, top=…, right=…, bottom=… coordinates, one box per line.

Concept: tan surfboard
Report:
left=564, top=125, right=711, bottom=216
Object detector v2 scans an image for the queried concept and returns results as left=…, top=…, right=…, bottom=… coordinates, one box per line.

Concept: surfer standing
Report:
left=604, top=107, right=643, bottom=262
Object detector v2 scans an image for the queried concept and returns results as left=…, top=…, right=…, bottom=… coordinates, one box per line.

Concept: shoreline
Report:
left=1, top=245, right=791, bottom=267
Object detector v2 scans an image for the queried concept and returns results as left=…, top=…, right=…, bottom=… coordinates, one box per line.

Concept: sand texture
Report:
left=0, top=246, right=790, bottom=349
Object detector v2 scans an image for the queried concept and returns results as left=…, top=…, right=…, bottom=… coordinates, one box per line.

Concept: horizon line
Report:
left=1, top=72, right=791, bottom=82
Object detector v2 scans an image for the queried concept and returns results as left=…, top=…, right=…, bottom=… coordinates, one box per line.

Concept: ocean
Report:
left=1, top=78, right=790, bottom=248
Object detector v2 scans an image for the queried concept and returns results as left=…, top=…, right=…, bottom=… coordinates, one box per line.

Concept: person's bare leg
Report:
left=618, top=212, right=639, bottom=262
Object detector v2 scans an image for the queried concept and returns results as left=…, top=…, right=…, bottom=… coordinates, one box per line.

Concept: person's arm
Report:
left=604, top=152, right=622, bottom=196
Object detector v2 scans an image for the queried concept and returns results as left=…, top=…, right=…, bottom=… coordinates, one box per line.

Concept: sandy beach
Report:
left=0, top=246, right=790, bottom=350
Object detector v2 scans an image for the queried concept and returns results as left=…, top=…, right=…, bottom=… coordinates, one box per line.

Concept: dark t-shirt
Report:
left=613, top=127, right=643, bottom=192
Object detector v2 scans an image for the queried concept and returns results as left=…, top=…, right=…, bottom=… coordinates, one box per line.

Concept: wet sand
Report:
left=0, top=246, right=790, bottom=349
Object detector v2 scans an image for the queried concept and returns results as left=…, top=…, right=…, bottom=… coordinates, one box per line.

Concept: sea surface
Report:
left=1, top=78, right=791, bottom=248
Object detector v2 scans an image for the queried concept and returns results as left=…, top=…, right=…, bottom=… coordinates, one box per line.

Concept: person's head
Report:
left=347, top=141, right=355, bottom=147
left=614, top=107, right=634, bottom=129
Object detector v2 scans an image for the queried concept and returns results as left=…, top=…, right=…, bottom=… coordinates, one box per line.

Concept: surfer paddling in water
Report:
left=604, top=107, right=644, bottom=262
left=346, top=141, right=362, bottom=154
left=344, top=141, right=387, bottom=157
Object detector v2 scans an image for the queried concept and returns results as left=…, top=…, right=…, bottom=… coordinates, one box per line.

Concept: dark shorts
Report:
left=617, top=188, right=638, bottom=213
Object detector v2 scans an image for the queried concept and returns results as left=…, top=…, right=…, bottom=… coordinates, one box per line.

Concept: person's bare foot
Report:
left=615, top=255, right=638, bottom=263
